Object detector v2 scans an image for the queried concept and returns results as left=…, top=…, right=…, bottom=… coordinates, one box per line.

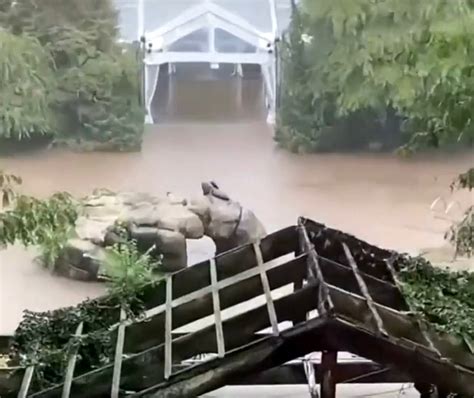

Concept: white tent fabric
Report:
left=114, top=0, right=292, bottom=124
left=114, top=0, right=293, bottom=42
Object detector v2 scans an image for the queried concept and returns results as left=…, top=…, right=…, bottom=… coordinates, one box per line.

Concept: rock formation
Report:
left=55, top=182, right=266, bottom=281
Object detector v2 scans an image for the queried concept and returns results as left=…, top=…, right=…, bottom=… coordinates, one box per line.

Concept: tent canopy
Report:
left=114, top=0, right=289, bottom=124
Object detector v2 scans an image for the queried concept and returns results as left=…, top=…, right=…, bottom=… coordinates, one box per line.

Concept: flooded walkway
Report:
left=0, top=74, right=472, bottom=336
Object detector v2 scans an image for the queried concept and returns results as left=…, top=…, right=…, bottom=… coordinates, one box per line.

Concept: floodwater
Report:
left=0, top=67, right=472, bottom=395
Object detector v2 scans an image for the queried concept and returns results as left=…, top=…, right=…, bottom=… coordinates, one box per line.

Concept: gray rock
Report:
left=55, top=239, right=106, bottom=281
left=51, top=182, right=266, bottom=282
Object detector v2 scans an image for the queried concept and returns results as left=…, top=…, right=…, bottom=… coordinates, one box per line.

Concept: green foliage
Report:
left=451, top=168, right=474, bottom=191
left=445, top=206, right=473, bottom=258
left=0, top=193, right=78, bottom=246
left=0, top=191, right=79, bottom=267
left=104, top=239, right=162, bottom=307
left=278, top=0, right=474, bottom=152
left=0, top=170, right=22, bottom=209
left=9, top=239, right=161, bottom=389
left=0, top=31, right=55, bottom=140
left=52, top=47, right=145, bottom=151
left=2, top=0, right=118, bottom=57
left=397, top=255, right=474, bottom=345
left=0, top=0, right=144, bottom=151
left=445, top=168, right=474, bottom=257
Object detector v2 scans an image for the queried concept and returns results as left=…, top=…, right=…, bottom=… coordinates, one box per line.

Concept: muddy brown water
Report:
left=0, top=73, right=472, bottom=341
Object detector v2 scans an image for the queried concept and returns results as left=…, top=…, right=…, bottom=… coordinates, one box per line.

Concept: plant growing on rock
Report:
left=103, top=239, right=163, bottom=310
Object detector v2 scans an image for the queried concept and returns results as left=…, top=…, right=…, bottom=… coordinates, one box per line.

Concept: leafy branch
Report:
left=397, top=255, right=474, bottom=344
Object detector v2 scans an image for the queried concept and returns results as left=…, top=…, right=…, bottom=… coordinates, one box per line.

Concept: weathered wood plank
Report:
left=342, top=243, right=387, bottom=336
left=238, top=361, right=409, bottom=385
left=209, top=258, right=225, bottom=358
left=18, top=365, right=35, bottom=398
left=320, top=351, right=337, bottom=398
left=253, top=243, right=279, bottom=335
left=111, top=308, right=127, bottom=398
left=61, top=322, right=84, bottom=398
left=164, top=275, right=173, bottom=380
left=298, top=222, right=334, bottom=314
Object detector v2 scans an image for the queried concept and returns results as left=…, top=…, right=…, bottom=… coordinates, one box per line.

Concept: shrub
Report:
left=278, top=1, right=474, bottom=153
left=0, top=31, right=55, bottom=140
left=0, top=0, right=144, bottom=151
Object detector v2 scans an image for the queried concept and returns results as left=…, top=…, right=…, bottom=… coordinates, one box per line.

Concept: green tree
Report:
left=0, top=0, right=144, bottom=151
left=0, top=31, right=55, bottom=140
left=278, top=0, right=474, bottom=152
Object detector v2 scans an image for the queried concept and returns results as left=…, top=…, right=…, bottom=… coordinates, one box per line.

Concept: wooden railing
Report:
left=16, top=219, right=474, bottom=398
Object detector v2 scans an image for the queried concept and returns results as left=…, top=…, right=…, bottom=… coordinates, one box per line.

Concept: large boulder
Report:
left=54, top=183, right=267, bottom=281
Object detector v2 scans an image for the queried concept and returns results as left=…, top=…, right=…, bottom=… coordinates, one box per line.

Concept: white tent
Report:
left=123, top=0, right=290, bottom=124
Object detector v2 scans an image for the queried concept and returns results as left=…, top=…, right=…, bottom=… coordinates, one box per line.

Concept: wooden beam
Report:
left=164, top=275, right=173, bottom=380
left=238, top=361, right=409, bottom=385
left=298, top=222, right=334, bottom=315
left=18, top=365, right=35, bottom=398
left=111, top=308, right=127, bottom=398
left=253, top=242, right=279, bottom=335
left=62, top=322, right=84, bottom=398
left=209, top=258, right=225, bottom=358
left=320, top=351, right=337, bottom=398
left=342, top=243, right=387, bottom=336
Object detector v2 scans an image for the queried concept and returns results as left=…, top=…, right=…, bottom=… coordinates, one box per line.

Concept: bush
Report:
left=0, top=0, right=144, bottom=151
left=397, top=255, right=474, bottom=344
left=52, top=47, right=145, bottom=151
left=0, top=31, right=55, bottom=140
left=446, top=169, right=474, bottom=257
left=278, top=1, right=474, bottom=153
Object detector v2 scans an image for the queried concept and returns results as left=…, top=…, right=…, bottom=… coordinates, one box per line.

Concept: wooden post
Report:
left=254, top=243, right=279, bottom=335
left=62, top=322, right=84, bottom=398
left=297, top=223, right=334, bottom=315
left=292, top=278, right=307, bottom=325
left=210, top=258, right=226, bottom=358
left=164, top=274, right=173, bottom=380
left=320, top=351, right=337, bottom=398
left=18, top=365, right=35, bottom=398
left=111, top=308, right=127, bottom=398
left=342, top=243, right=387, bottom=336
